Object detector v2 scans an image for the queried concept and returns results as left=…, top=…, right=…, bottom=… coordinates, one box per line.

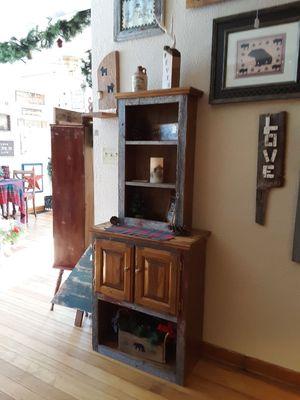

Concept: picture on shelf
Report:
left=150, top=157, right=164, bottom=184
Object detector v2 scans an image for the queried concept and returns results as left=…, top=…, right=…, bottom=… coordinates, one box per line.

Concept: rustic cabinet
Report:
left=94, top=239, right=133, bottom=302
left=92, top=88, right=210, bottom=385
left=134, top=246, right=179, bottom=315
left=94, top=240, right=179, bottom=316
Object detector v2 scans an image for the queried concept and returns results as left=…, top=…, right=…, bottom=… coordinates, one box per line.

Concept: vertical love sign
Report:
left=256, top=112, right=286, bottom=225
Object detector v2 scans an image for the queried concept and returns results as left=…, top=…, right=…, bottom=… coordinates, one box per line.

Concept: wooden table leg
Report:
left=50, top=269, right=64, bottom=311
left=74, top=310, right=84, bottom=327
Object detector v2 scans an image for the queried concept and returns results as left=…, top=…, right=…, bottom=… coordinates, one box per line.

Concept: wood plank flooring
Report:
left=0, top=212, right=299, bottom=399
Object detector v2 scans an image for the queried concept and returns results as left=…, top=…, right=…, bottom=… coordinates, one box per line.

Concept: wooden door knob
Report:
left=123, top=266, right=130, bottom=271
left=135, top=268, right=142, bottom=273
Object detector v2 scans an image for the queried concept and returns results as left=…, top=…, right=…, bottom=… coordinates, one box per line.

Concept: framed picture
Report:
left=186, top=0, right=227, bottom=8
left=209, top=2, right=300, bottom=104
left=114, top=0, right=164, bottom=42
left=22, top=163, right=43, bottom=193
left=0, top=114, right=10, bottom=131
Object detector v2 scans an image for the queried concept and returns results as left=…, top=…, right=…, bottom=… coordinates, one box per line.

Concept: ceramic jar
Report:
left=132, top=66, right=147, bottom=92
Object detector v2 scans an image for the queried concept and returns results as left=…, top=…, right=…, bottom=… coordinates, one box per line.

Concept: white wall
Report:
left=0, top=28, right=92, bottom=207
left=92, top=0, right=300, bottom=372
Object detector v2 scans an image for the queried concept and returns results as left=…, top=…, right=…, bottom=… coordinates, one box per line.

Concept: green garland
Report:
left=81, top=50, right=92, bottom=88
left=0, top=9, right=91, bottom=64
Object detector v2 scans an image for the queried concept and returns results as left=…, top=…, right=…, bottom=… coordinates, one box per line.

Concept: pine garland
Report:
left=0, top=9, right=91, bottom=64
left=81, top=50, right=92, bottom=88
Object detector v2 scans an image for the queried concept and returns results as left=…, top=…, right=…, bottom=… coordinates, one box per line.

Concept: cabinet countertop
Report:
left=91, top=222, right=210, bottom=251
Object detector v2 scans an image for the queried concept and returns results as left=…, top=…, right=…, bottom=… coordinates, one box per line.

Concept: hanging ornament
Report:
left=57, top=38, right=63, bottom=48
left=254, top=10, right=260, bottom=29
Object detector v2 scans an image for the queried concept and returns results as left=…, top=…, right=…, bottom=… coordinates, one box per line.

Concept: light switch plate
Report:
left=103, top=147, right=118, bottom=164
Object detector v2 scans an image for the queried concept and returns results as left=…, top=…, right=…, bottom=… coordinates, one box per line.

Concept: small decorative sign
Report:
left=256, top=112, right=286, bottom=224
left=162, top=46, right=181, bottom=89
left=97, top=51, right=119, bottom=115
left=0, top=140, right=14, bottom=156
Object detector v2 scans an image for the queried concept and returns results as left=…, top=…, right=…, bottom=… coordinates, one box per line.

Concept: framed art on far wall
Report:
left=209, top=2, right=300, bottom=104
left=0, top=114, right=10, bottom=131
left=114, top=0, right=164, bottom=42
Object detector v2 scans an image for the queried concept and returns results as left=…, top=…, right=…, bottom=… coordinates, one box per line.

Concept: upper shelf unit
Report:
left=117, top=87, right=203, bottom=229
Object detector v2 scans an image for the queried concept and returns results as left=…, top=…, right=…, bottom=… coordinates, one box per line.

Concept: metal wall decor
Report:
left=209, top=2, right=300, bottom=104
left=255, top=112, right=286, bottom=225
left=114, top=0, right=164, bottom=42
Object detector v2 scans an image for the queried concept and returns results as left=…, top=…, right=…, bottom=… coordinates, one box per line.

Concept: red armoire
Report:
left=51, top=118, right=94, bottom=271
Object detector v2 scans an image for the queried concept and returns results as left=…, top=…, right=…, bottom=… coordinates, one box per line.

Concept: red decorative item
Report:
left=57, top=38, right=63, bottom=48
left=157, top=322, right=176, bottom=339
left=24, top=174, right=43, bottom=191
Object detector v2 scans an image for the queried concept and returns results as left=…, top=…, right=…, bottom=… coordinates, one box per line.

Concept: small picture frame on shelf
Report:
left=114, top=0, right=165, bottom=42
left=209, top=2, right=300, bottom=104
left=150, top=123, right=178, bottom=141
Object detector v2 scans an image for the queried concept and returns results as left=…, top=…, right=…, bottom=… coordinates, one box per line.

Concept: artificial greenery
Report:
left=0, top=9, right=91, bottom=64
left=47, top=158, right=52, bottom=180
left=81, top=50, right=92, bottom=88
left=114, top=310, right=175, bottom=346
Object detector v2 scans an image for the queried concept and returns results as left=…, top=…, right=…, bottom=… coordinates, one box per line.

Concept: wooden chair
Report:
left=13, top=169, right=37, bottom=222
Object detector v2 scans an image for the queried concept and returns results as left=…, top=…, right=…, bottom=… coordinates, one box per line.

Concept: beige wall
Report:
left=92, top=0, right=300, bottom=371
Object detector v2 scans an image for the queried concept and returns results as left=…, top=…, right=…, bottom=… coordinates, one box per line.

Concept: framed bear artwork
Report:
left=209, top=2, right=300, bottom=104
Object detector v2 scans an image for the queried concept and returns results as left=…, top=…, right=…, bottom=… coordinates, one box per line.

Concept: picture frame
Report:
left=114, top=0, right=164, bottom=42
left=209, top=2, right=300, bottom=104
left=0, top=114, right=10, bottom=131
left=22, top=162, right=44, bottom=193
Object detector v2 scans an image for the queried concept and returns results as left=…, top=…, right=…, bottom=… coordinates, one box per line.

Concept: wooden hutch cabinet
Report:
left=92, top=88, right=210, bottom=385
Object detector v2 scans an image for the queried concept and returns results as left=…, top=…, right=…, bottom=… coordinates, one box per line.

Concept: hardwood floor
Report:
left=0, top=213, right=299, bottom=399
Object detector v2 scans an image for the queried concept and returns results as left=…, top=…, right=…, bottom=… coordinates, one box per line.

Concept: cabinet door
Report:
left=135, top=247, right=179, bottom=315
left=94, top=239, right=133, bottom=301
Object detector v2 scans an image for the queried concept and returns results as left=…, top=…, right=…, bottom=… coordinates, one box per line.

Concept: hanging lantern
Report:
left=57, top=38, right=63, bottom=48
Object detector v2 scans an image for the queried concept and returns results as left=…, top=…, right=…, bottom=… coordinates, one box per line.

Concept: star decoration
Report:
left=24, top=174, right=43, bottom=191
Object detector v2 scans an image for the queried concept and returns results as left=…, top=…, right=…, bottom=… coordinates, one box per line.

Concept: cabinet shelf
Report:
left=125, top=181, right=176, bottom=189
left=125, top=140, right=177, bottom=146
left=96, top=293, right=178, bottom=323
left=98, top=343, right=176, bottom=382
